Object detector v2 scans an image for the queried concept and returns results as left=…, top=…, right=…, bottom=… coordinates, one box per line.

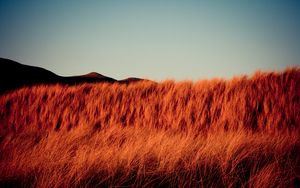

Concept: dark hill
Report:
left=0, top=58, right=147, bottom=94
left=0, top=58, right=61, bottom=93
left=118, top=77, right=145, bottom=84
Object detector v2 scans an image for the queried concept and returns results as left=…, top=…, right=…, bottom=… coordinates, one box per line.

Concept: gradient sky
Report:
left=0, top=1, right=300, bottom=80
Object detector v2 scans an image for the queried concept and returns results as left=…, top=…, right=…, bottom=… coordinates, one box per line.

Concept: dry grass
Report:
left=0, top=68, right=299, bottom=187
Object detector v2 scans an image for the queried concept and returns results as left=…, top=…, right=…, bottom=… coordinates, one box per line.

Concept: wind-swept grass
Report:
left=0, top=68, right=299, bottom=187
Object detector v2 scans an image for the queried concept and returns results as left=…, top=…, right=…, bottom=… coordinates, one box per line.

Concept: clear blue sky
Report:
left=0, top=1, right=299, bottom=80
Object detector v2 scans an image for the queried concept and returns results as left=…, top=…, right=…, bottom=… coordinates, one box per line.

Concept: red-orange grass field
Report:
left=0, top=68, right=299, bottom=187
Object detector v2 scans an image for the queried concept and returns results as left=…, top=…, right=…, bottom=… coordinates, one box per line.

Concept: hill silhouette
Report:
left=0, top=58, right=146, bottom=94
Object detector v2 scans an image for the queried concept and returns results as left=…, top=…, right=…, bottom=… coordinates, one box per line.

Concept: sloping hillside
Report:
left=0, top=58, right=146, bottom=94
left=1, top=68, right=299, bottom=133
